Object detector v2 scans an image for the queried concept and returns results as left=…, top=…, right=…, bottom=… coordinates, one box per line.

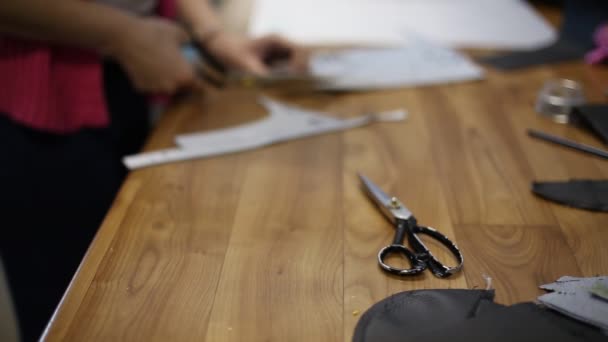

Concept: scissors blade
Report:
left=226, top=71, right=329, bottom=89
left=182, top=43, right=328, bottom=90
left=358, top=173, right=413, bottom=223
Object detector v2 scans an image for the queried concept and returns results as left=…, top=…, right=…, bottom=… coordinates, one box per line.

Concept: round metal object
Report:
left=535, top=79, right=585, bottom=124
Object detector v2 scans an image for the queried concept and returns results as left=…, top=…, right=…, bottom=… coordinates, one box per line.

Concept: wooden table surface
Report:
left=44, top=4, right=608, bottom=342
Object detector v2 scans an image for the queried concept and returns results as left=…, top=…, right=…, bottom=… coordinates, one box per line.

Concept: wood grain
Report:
left=204, top=132, right=343, bottom=341
left=43, top=4, right=608, bottom=342
left=341, top=90, right=468, bottom=341
left=455, top=224, right=581, bottom=304
left=422, top=80, right=558, bottom=226
left=489, top=63, right=608, bottom=277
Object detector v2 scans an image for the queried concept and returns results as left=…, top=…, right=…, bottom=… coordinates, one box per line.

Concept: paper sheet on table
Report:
left=538, top=276, right=608, bottom=332
left=122, top=97, right=407, bottom=169
left=308, top=37, right=484, bottom=90
left=249, top=0, right=557, bottom=50
left=176, top=97, right=406, bottom=148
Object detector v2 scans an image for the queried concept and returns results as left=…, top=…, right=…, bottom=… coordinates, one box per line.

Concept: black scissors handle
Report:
left=378, top=219, right=427, bottom=276
left=378, top=244, right=427, bottom=276
left=377, top=220, right=463, bottom=278
left=410, top=225, right=464, bottom=278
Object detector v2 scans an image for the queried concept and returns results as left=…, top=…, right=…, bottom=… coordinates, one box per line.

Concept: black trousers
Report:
left=0, top=61, right=149, bottom=342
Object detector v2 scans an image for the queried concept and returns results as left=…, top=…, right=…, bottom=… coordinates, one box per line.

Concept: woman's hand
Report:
left=203, top=32, right=308, bottom=76
left=110, top=17, right=197, bottom=94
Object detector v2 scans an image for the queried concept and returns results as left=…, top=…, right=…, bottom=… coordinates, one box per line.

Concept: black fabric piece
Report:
left=558, top=0, right=608, bottom=44
left=571, top=105, right=608, bottom=145
left=480, top=38, right=588, bottom=70
left=480, top=0, right=608, bottom=70
left=353, top=289, right=501, bottom=342
left=354, top=290, right=606, bottom=342
left=531, top=0, right=564, bottom=6
left=413, top=303, right=607, bottom=342
left=0, top=61, right=149, bottom=342
left=532, top=179, right=608, bottom=212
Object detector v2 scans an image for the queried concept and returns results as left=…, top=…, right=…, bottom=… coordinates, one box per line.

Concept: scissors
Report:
left=182, top=43, right=326, bottom=89
left=359, top=174, right=464, bottom=278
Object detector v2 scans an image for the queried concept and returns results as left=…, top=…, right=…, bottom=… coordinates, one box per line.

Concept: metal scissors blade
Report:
left=225, top=71, right=325, bottom=89
left=358, top=173, right=413, bottom=223
left=182, top=43, right=328, bottom=90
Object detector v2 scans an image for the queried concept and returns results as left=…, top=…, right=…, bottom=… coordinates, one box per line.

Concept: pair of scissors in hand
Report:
left=359, top=174, right=464, bottom=278
left=181, top=43, right=324, bottom=89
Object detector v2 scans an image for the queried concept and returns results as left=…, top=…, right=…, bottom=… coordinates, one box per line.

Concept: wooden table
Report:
left=44, top=4, right=608, bottom=342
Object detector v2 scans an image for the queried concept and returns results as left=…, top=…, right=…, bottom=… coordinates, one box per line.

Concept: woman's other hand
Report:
left=203, top=32, right=308, bottom=76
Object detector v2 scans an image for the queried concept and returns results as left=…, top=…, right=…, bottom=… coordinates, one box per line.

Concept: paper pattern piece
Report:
left=249, top=0, right=556, bottom=50
left=123, top=97, right=407, bottom=170
left=309, top=37, right=484, bottom=90
left=539, top=276, right=608, bottom=332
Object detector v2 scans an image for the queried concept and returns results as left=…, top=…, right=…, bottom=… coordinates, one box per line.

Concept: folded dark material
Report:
left=354, top=290, right=607, bottom=342
left=413, top=303, right=607, bottom=342
left=353, top=289, right=501, bottom=342
left=572, top=105, right=608, bottom=145
left=480, top=38, right=588, bottom=70
left=480, top=0, right=608, bottom=70
left=532, top=179, right=608, bottom=212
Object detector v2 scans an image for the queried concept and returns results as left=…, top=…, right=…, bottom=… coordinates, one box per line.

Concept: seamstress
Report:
left=0, top=1, right=302, bottom=341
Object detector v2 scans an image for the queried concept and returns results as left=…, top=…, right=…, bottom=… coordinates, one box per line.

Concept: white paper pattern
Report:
left=538, top=276, right=608, bottom=332
left=122, top=97, right=407, bottom=170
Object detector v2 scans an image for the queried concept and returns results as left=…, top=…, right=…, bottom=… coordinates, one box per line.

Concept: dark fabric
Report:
left=480, top=38, right=589, bottom=70
left=559, top=0, right=608, bottom=44
left=0, top=61, right=149, bottom=342
left=354, top=290, right=606, bottom=342
left=532, top=179, right=608, bottom=212
left=530, top=107, right=608, bottom=212
left=413, top=303, right=607, bottom=342
left=530, top=0, right=564, bottom=6
left=480, top=0, right=608, bottom=70
left=353, top=289, right=502, bottom=342
left=572, top=105, right=608, bottom=145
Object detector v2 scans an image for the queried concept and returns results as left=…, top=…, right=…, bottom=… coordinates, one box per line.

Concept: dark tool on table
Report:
left=359, top=174, right=463, bottom=278
left=528, top=129, right=608, bottom=160
left=181, top=43, right=324, bottom=89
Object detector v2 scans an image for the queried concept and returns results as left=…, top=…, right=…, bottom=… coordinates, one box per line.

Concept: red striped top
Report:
left=0, top=0, right=175, bottom=134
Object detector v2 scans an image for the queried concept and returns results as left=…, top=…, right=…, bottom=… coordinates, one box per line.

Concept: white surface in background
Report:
left=249, top=0, right=557, bottom=50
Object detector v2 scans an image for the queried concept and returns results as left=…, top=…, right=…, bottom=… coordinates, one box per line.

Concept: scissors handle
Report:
left=377, top=220, right=427, bottom=276
left=410, top=226, right=464, bottom=278
left=181, top=43, right=227, bottom=88
left=377, top=244, right=427, bottom=276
